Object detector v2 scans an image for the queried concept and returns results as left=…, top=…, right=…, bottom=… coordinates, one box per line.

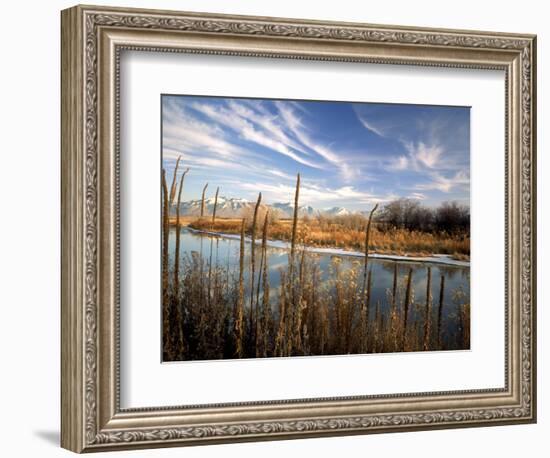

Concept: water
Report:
left=168, top=227, right=470, bottom=347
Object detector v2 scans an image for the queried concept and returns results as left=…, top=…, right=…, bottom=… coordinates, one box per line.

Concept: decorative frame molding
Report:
left=61, top=4, right=536, bottom=453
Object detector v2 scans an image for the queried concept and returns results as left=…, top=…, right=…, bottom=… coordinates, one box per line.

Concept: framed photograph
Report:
left=61, top=4, right=537, bottom=453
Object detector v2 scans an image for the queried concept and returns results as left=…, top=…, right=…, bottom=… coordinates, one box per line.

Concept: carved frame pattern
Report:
left=61, top=5, right=536, bottom=452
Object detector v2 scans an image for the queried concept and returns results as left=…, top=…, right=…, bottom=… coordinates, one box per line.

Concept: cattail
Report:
left=161, top=170, right=169, bottom=290
left=374, top=301, right=380, bottom=353
left=288, top=174, right=300, bottom=352
left=233, top=219, right=245, bottom=358
left=457, top=304, right=465, bottom=348
left=363, top=205, right=379, bottom=277
left=293, top=249, right=306, bottom=354
left=389, top=264, right=399, bottom=352
left=249, top=193, right=262, bottom=341
left=309, top=264, right=319, bottom=353
left=461, top=303, right=470, bottom=349
left=173, top=168, right=189, bottom=298
left=200, top=183, right=208, bottom=218
left=361, top=204, right=378, bottom=308
left=211, top=186, right=219, bottom=225
left=255, top=212, right=269, bottom=311
left=365, top=269, right=373, bottom=351
left=402, top=268, right=413, bottom=351
left=169, top=156, right=181, bottom=206
left=377, top=303, right=385, bottom=353
left=290, top=174, right=300, bottom=264
left=333, top=261, right=345, bottom=353
left=206, top=186, right=219, bottom=309
left=321, top=300, right=329, bottom=355
left=275, top=271, right=287, bottom=356
left=359, top=297, right=367, bottom=354
left=391, top=263, right=398, bottom=311
left=260, top=243, right=271, bottom=357
left=437, top=275, right=445, bottom=349
left=255, top=212, right=269, bottom=355
left=207, top=237, right=214, bottom=308
left=173, top=168, right=187, bottom=357
left=161, top=169, right=170, bottom=358
left=423, top=267, right=432, bottom=351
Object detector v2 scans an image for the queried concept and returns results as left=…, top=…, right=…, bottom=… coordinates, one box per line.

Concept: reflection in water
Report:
left=167, top=227, right=470, bottom=353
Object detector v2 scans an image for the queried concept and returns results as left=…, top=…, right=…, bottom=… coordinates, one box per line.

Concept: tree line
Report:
left=378, top=198, right=470, bottom=234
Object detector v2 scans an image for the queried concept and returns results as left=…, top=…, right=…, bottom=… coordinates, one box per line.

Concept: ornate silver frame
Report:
left=61, top=4, right=537, bottom=453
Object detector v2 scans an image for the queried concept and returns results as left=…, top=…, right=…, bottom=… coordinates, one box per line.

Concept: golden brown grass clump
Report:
left=189, top=216, right=469, bottom=259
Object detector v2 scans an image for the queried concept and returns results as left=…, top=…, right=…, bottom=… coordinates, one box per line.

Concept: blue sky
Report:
left=161, top=95, right=470, bottom=211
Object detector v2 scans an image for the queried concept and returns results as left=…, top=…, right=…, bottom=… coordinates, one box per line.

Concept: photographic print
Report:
left=161, top=95, right=470, bottom=362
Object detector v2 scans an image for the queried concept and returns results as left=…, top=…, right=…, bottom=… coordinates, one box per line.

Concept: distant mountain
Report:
left=173, top=196, right=355, bottom=219
left=173, top=196, right=256, bottom=217
left=271, top=202, right=316, bottom=218
left=323, top=206, right=353, bottom=217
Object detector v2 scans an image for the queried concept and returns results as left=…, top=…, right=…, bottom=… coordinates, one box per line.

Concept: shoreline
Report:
left=184, top=227, right=470, bottom=268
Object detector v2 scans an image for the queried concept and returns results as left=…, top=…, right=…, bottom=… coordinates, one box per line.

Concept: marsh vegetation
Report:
left=162, top=164, right=470, bottom=362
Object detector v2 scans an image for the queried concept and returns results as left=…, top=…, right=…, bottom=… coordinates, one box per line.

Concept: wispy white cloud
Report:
left=162, top=95, right=470, bottom=208
left=356, top=113, right=386, bottom=137
left=163, top=148, right=250, bottom=172
left=163, top=101, right=246, bottom=159
left=190, top=101, right=323, bottom=169
left=387, top=141, right=444, bottom=173
left=226, top=100, right=312, bottom=157
left=408, top=192, right=427, bottom=200
left=275, top=102, right=356, bottom=180
left=355, top=105, right=469, bottom=179
left=415, top=170, right=470, bottom=193
left=403, top=141, right=443, bottom=169
left=268, top=169, right=296, bottom=181
left=186, top=98, right=359, bottom=181
left=235, top=180, right=393, bottom=207
left=388, top=155, right=409, bottom=171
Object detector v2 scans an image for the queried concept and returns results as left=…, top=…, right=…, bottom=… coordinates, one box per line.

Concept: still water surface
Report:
left=168, top=227, right=470, bottom=347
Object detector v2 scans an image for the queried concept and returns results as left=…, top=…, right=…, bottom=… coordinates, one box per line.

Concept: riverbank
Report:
left=173, top=216, right=470, bottom=263
left=184, top=226, right=470, bottom=267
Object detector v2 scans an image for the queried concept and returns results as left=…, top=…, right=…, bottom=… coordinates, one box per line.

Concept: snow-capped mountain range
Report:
left=171, top=196, right=356, bottom=218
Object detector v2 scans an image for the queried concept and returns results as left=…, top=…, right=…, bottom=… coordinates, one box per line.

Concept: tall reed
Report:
left=255, top=212, right=268, bottom=311
left=437, top=275, right=445, bottom=349
left=162, top=170, right=169, bottom=288
left=309, top=263, right=319, bottom=352
left=161, top=169, right=170, bottom=359
left=211, top=186, right=219, bottom=225
left=207, top=237, right=214, bottom=308
left=258, top=212, right=271, bottom=356
left=293, top=249, right=306, bottom=354
left=169, top=156, right=181, bottom=205
left=200, top=183, right=209, bottom=218
left=374, top=301, right=380, bottom=353
left=423, top=266, right=432, bottom=351
left=233, top=219, right=246, bottom=358
left=288, top=174, right=300, bottom=354
left=391, top=263, right=398, bottom=311
left=360, top=269, right=373, bottom=352
left=460, top=303, right=470, bottom=348
left=402, top=267, right=413, bottom=351
left=275, top=270, right=287, bottom=356
left=290, top=173, right=300, bottom=260
left=289, top=173, right=300, bottom=269
left=206, top=186, right=219, bottom=308
left=361, top=204, right=379, bottom=296
left=360, top=204, right=378, bottom=350
left=249, top=193, right=262, bottom=340
left=173, top=167, right=189, bottom=298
